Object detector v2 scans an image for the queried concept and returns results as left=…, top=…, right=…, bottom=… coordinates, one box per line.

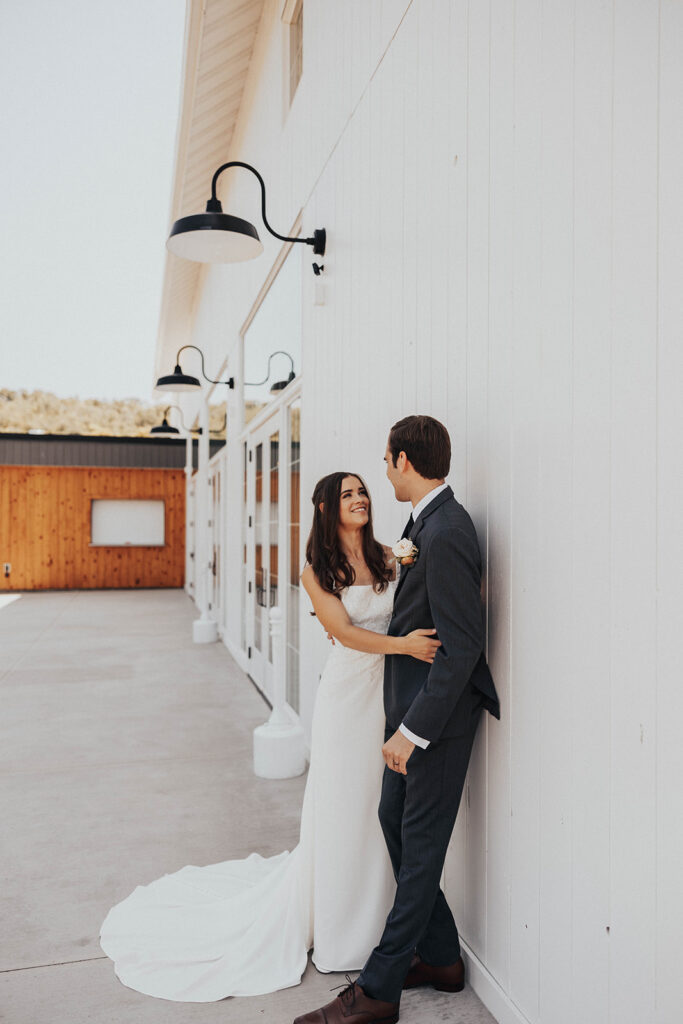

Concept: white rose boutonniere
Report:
left=392, top=538, right=419, bottom=566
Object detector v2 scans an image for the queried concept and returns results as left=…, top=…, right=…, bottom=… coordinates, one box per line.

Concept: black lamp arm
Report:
left=209, top=161, right=326, bottom=255
left=162, top=405, right=190, bottom=431
left=244, top=350, right=295, bottom=387
left=162, top=405, right=205, bottom=433
left=176, top=344, right=235, bottom=388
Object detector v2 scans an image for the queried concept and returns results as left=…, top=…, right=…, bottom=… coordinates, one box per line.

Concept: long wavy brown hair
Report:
left=305, top=472, right=392, bottom=597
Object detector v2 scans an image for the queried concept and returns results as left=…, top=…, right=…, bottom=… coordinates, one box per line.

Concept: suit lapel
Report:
left=393, top=486, right=454, bottom=601
left=393, top=518, right=425, bottom=599
left=409, top=485, right=453, bottom=542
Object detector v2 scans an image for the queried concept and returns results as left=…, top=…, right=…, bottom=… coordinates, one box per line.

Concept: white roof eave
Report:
left=152, top=0, right=267, bottom=390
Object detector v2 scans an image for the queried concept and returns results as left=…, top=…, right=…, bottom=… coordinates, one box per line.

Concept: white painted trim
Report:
left=223, top=635, right=251, bottom=677
left=238, top=227, right=302, bottom=339
left=235, top=230, right=302, bottom=438
left=460, top=941, right=529, bottom=1024
left=223, top=635, right=307, bottom=743
left=238, top=378, right=302, bottom=440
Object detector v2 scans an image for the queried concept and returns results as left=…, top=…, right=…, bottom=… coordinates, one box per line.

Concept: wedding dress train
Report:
left=99, top=581, right=397, bottom=1001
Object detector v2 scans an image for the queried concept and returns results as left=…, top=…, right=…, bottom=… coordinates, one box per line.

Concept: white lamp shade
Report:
left=167, top=212, right=264, bottom=263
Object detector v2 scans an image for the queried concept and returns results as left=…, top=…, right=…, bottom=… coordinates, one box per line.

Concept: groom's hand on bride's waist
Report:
left=382, top=729, right=415, bottom=775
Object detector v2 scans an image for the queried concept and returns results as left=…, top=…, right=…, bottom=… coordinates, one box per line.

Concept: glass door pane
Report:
left=247, top=426, right=276, bottom=700
left=254, top=442, right=264, bottom=654
left=241, top=441, right=248, bottom=653
left=209, top=467, right=220, bottom=622
left=287, top=400, right=301, bottom=712
left=268, top=431, right=280, bottom=661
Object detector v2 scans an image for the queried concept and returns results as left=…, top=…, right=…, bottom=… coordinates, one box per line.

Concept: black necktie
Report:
left=401, top=514, right=414, bottom=539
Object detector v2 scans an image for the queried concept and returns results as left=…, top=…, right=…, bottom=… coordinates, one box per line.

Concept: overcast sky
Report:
left=0, top=0, right=186, bottom=402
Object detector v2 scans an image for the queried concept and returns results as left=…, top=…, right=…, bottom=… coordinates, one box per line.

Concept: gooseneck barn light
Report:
left=149, top=405, right=191, bottom=436
left=150, top=407, right=182, bottom=436
left=246, top=350, right=296, bottom=393
left=150, top=406, right=227, bottom=437
left=166, top=161, right=326, bottom=264
left=149, top=409, right=227, bottom=438
left=155, top=345, right=235, bottom=392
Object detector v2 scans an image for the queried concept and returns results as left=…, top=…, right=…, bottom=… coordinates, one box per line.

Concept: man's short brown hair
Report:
left=388, top=415, right=451, bottom=479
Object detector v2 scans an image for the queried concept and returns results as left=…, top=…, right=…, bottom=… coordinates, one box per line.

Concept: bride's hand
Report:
left=401, top=629, right=441, bottom=663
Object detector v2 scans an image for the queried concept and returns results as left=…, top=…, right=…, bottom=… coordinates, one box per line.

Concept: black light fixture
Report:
left=149, top=405, right=190, bottom=436
left=167, top=161, right=326, bottom=264
left=156, top=344, right=235, bottom=392
left=150, top=416, right=179, bottom=437
left=245, top=350, right=296, bottom=394
left=150, top=405, right=226, bottom=437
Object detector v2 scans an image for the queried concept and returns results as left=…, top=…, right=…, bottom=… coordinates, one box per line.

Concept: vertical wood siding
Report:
left=0, top=467, right=185, bottom=590
left=183, top=1, right=682, bottom=1021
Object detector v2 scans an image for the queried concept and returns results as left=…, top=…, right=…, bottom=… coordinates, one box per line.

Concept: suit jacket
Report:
left=385, top=486, right=500, bottom=742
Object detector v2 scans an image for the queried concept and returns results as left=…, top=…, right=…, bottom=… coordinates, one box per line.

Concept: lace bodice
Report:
left=340, top=579, right=397, bottom=635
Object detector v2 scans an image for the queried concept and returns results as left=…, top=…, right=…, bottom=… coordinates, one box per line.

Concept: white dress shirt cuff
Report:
left=398, top=723, right=430, bottom=749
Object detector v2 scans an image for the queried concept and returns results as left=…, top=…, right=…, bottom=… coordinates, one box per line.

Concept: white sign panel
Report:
left=91, top=500, right=165, bottom=547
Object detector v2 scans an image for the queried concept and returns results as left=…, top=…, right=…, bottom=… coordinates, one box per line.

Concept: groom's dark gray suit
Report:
left=357, top=485, right=500, bottom=1003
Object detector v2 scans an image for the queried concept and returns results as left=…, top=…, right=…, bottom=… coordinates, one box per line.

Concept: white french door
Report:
left=208, top=451, right=226, bottom=635
left=186, top=477, right=196, bottom=596
left=242, top=392, right=301, bottom=713
left=245, top=416, right=281, bottom=701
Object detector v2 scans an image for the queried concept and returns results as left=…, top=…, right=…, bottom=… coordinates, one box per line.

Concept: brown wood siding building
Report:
left=0, top=466, right=185, bottom=591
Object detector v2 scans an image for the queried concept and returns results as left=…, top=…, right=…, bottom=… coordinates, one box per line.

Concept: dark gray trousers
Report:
left=357, top=685, right=484, bottom=1004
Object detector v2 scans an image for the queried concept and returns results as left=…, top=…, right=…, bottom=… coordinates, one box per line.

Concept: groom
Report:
left=295, top=415, right=500, bottom=1024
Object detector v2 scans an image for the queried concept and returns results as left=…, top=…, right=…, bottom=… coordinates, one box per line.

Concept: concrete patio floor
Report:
left=0, top=589, right=497, bottom=1024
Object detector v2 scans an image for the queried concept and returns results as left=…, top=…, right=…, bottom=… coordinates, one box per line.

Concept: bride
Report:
left=99, top=471, right=440, bottom=1002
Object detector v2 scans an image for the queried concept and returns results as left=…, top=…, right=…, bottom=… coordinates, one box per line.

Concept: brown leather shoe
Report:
left=403, top=953, right=464, bottom=992
left=293, top=976, right=399, bottom=1023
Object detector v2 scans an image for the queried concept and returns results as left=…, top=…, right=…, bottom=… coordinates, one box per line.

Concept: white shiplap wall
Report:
left=179, top=2, right=683, bottom=1022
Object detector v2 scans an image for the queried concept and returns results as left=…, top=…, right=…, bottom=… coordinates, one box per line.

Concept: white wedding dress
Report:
left=99, top=581, right=397, bottom=1002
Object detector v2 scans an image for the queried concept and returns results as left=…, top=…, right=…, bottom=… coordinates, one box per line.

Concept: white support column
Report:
left=192, top=399, right=218, bottom=644
left=253, top=606, right=305, bottom=779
